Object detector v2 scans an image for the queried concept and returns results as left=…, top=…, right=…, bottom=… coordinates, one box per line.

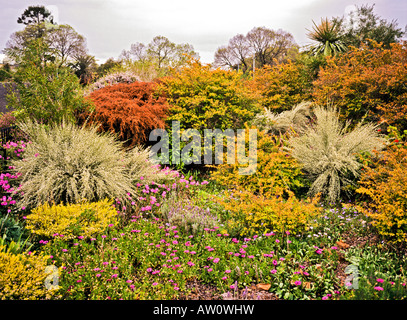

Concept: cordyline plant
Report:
left=10, top=119, right=169, bottom=210
left=286, top=105, right=386, bottom=203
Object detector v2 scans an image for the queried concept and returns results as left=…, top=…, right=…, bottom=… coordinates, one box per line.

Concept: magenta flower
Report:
left=294, top=281, right=301, bottom=286
left=376, top=278, right=384, bottom=283
left=374, top=286, right=384, bottom=291
left=213, top=258, right=220, bottom=263
left=270, top=269, right=277, bottom=274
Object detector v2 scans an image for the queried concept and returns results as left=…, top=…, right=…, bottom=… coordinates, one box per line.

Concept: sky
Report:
left=0, top=0, right=406, bottom=65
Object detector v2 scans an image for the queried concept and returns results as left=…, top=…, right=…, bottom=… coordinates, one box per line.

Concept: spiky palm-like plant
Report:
left=307, top=18, right=347, bottom=56
left=287, top=105, right=386, bottom=203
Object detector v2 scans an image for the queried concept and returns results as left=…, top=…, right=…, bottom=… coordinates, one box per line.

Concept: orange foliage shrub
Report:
left=356, top=140, right=407, bottom=243
left=78, top=82, right=168, bottom=147
left=313, top=41, right=407, bottom=131
left=249, top=60, right=313, bottom=113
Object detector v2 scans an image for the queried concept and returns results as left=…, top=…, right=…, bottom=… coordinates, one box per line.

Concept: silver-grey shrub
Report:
left=287, top=105, right=387, bottom=203
left=162, top=197, right=219, bottom=235
left=11, top=119, right=167, bottom=209
left=252, top=101, right=313, bottom=135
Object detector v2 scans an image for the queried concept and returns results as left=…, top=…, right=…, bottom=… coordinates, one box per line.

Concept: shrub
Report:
left=86, top=70, right=140, bottom=94
left=25, top=199, right=118, bottom=240
left=313, top=41, right=407, bottom=131
left=10, top=119, right=163, bottom=210
left=287, top=105, right=386, bottom=203
left=161, top=197, right=219, bottom=235
left=210, top=127, right=308, bottom=199
left=356, top=141, right=407, bottom=243
left=248, top=60, right=313, bottom=113
left=0, top=113, right=27, bottom=143
left=252, top=102, right=313, bottom=135
left=6, top=38, right=90, bottom=125
left=215, top=189, right=322, bottom=237
left=0, top=245, right=59, bottom=299
left=157, top=60, right=260, bottom=132
left=79, top=82, right=168, bottom=146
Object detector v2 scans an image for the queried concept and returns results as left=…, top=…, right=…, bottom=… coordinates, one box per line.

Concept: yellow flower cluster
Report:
left=0, top=246, right=59, bottom=300
left=25, top=199, right=118, bottom=240
left=216, top=190, right=322, bottom=237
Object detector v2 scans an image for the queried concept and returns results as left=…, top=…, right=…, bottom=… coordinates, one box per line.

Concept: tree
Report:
left=47, top=24, right=87, bottom=66
left=214, top=27, right=298, bottom=72
left=6, top=38, right=90, bottom=124
left=3, top=23, right=88, bottom=68
left=96, top=58, right=122, bottom=77
left=247, top=27, right=298, bottom=68
left=333, top=4, right=406, bottom=49
left=16, top=5, right=55, bottom=39
left=214, top=34, right=251, bottom=72
left=146, top=36, right=198, bottom=69
left=17, top=5, right=55, bottom=26
left=69, top=54, right=97, bottom=85
left=306, top=18, right=347, bottom=56
left=118, top=36, right=199, bottom=80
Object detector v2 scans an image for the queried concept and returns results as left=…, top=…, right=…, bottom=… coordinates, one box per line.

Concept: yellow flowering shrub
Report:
left=210, top=127, right=308, bottom=199
left=0, top=246, right=59, bottom=299
left=356, top=141, right=407, bottom=243
left=215, top=189, right=322, bottom=237
left=25, top=199, right=118, bottom=240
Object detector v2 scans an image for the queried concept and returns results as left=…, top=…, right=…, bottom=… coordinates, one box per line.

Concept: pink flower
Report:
left=213, top=258, right=220, bottom=263
left=222, top=276, right=227, bottom=280
left=152, top=282, right=158, bottom=286
left=225, top=270, right=231, bottom=274
left=270, top=269, right=277, bottom=274
left=374, top=286, right=384, bottom=291
left=294, top=281, right=301, bottom=286
left=207, top=268, right=213, bottom=272
left=376, top=278, right=384, bottom=283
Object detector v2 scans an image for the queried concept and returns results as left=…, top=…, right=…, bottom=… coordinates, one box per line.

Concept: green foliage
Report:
left=333, top=4, right=405, bottom=49
left=306, top=18, right=347, bottom=56
left=287, top=105, right=386, bottom=204
left=6, top=38, right=91, bottom=125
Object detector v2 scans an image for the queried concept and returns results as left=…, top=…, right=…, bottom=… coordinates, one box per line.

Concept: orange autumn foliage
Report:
left=78, top=82, right=168, bottom=147
left=313, top=41, right=407, bottom=131
left=356, top=141, right=407, bottom=243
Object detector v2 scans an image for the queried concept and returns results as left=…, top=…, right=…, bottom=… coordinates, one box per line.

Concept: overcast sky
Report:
left=1, top=0, right=406, bottom=64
